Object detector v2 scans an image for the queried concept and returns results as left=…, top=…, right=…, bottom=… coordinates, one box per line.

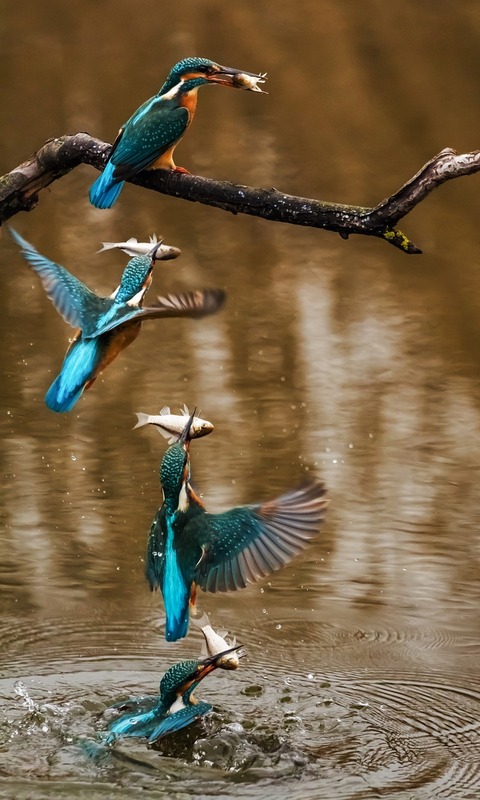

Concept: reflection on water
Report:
left=2, top=1, right=480, bottom=798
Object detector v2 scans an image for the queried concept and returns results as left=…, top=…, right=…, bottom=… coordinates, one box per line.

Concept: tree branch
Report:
left=1, top=134, right=480, bottom=254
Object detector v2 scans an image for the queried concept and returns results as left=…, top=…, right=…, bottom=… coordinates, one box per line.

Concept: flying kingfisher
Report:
left=89, top=56, right=267, bottom=209
left=105, top=642, right=245, bottom=744
left=145, top=411, right=329, bottom=642
left=10, top=229, right=225, bottom=412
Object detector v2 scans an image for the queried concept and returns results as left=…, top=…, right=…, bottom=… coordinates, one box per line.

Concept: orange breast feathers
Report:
left=179, top=87, right=199, bottom=120
left=150, top=88, right=199, bottom=171
left=84, top=321, right=142, bottom=390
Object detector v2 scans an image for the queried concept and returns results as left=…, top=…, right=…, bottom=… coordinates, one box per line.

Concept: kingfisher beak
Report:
left=148, top=239, right=164, bottom=259
left=148, top=239, right=181, bottom=262
left=207, top=65, right=264, bottom=88
left=198, top=644, right=247, bottom=675
left=179, top=407, right=197, bottom=449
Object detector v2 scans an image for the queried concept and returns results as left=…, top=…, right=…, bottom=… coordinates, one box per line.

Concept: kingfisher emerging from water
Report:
left=10, top=229, right=225, bottom=412
left=89, top=56, right=267, bottom=209
left=145, top=412, right=329, bottom=642
left=105, top=641, right=245, bottom=744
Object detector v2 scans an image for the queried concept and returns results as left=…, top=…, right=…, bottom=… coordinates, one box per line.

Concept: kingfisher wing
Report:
left=88, top=289, right=226, bottom=338
left=194, top=481, right=328, bottom=593
left=145, top=509, right=165, bottom=592
left=111, top=100, right=190, bottom=180
left=107, top=707, right=160, bottom=740
left=148, top=702, right=212, bottom=743
left=10, top=228, right=110, bottom=335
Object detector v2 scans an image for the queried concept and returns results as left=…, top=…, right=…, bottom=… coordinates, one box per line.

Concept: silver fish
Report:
left=232, top=71, right=268, bottom=93
left=193, top=613, right=245, bottom=670
left=98, top=234, right=181, bottom=261
left=133, top=404, right=214, bottom=444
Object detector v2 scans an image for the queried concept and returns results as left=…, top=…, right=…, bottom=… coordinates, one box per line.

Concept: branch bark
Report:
left=1, top=134, right=480, bottom=254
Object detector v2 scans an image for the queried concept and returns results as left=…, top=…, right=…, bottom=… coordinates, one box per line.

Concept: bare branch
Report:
left=1, top=135, right=480, bottom=254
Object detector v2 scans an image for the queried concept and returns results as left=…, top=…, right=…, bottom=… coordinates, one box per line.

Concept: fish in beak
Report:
left=208, top=65, right=268, bottom=93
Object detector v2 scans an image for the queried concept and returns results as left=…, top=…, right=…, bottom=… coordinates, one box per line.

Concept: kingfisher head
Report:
left=160, top=57, right=265, bottom=95
left=159, top=409, right=196, bottom=511
left=160, top=645, right=246, bottom=705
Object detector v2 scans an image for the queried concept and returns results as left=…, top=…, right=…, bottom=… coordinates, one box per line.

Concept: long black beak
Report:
left=197, top=645, right=246, bottom=676
left=179, top=407, right=197, bottom=446
left=177, top=645, right=246, bottom=693
left=216, top=65, right=261, bottom=78
left=148, top=239, right=165, bottom=260
left=206, top=64, right=263, bottom=87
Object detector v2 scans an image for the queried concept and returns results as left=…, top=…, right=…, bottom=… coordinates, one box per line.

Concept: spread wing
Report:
left=87, top=289, right=226, bottom=338
left=148, top=702, right=212, bottom=743
left=194, top=481, right=328, bottom=593
left=10, top=228, right=110, bottom=335
left=111, top=99, right=190, bottom=180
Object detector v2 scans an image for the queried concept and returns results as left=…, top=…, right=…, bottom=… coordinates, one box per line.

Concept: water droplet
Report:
left=275, top=624, right=282, bottom=630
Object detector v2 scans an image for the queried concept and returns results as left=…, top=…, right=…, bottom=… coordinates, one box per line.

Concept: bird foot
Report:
left=172, top=166, right=191, bottom=175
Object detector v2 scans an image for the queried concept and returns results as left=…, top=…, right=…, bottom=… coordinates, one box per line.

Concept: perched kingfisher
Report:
left=10, top=229, right=225, bottom=412
left=105, top=642, right=245, bottom=744
left=89, top=56, right=267, bottom=209
left=145, top=412, right=329, bottom=642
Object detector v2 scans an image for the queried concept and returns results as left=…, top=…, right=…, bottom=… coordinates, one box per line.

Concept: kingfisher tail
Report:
left=45, top=376, right=85, bottom=413
left=45, top=338, right=102, bottom=413
left=89, top=162, right=124, bottom=209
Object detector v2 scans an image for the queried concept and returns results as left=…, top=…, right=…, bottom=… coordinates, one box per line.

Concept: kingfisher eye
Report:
left=196, top=64, right=209, bottom=73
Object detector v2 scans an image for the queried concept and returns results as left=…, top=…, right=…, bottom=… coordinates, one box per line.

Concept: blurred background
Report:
left=1, top=2, right=480, bottom=798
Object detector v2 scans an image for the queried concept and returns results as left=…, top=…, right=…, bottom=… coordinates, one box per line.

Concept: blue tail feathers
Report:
left=45, top=337, right=102, bottom=413
left=89, top=162, right=124, bottom=209
left=45, top=377, right=85, bottom=413
left=165, top=612, right=189, bottom=642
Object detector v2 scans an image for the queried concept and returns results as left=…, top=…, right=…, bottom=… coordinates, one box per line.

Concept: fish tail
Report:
left=89, top=162, right=124, bottom=209
left=97, top=242, right=117, bottom=253
left=132, top=412, right=150, bottom=430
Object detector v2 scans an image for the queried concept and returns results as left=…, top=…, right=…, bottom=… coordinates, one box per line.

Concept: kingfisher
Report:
left=145, top=412, right=329, bottom=642
left=105, top=643, right=245, bottom=744
left=10, top=229, right=225, bottom=412
left=89, top=56, right=267, bottom=209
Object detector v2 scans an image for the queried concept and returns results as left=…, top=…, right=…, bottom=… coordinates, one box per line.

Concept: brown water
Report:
left=2, top=2, right=480, bottom=798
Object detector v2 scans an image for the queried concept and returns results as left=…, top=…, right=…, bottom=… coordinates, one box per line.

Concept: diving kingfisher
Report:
left=105, top=642, right=246, bottom=744
left=10, top=229, right=225, bottom=412
left=89, top=56, right=267, bottom=209
left=145, top=411, right=329, bottom=642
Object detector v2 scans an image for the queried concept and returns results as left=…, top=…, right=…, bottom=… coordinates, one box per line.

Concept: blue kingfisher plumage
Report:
left=105, top=643, right=245, bottom=744
left=10, top=229, right=225, bottom=412
left=145, top=412, right=329, bottom=641
left=89, top=56, right=266, bottom=209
